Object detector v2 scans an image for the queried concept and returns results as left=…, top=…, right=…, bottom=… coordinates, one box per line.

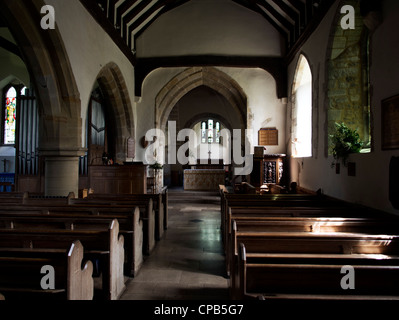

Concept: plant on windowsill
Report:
left=330, top=122, right=363, bottom=168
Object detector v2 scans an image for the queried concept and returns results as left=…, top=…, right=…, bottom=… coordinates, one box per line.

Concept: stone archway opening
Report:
left=155, top=67, right=247, bottom=187
left=155, top=67, right=247, bottom=133
left=96, top=62, right=135, bottom=163
left=0, top=0, right=83, bottom=196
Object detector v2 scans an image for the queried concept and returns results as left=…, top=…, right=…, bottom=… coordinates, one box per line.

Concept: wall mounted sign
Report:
left=258, top=128, right=278, bottom=146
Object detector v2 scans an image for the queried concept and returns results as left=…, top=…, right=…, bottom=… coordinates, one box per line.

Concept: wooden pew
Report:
left=0, top=198, right=156, bottom=256
left=0, top=219, right=125, bottom=300
left=220, top=193, right=350, bottom=240
left=0, top=191, right=27, bottom=204
left=86, top=191, right=167, bottom=240
left=229, top=227, right=399, bottom=299
left=0, top=241, right=93, bottom=300
left=227, top=218, right=399, bottom=270
left=22, top=192, right=75, bottom=205
left=0, top=209, right=143, bottom=277
left=237, top=243, right=399, bottom=301
left=222, top=204, right=390, bottom=253
left=225, top=217, right=399, bottom=278
left=68, top=198, right=156, bottom=255
left=232, top=219, right=399, bottom=234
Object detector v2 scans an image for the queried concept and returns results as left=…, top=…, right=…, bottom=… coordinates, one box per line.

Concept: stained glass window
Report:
left=208, top=119, right=214, bottom=143
left=199, top=119, right=223, bottom=144
left=4, top=87, right=17, bottom=145
left=201, top=121, right=207, bottom=143
left=216, top=122, right=220, bottom=143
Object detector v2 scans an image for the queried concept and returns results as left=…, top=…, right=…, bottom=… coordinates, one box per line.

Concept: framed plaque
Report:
left=258, top=128, right=278, bottom=146
left=382, top=94, right=399, bottom=150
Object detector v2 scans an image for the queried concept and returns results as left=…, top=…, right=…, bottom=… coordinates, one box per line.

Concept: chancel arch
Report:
left=155, top=67, right=247, bottom=134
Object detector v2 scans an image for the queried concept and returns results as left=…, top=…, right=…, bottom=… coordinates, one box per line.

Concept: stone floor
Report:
left=120, top=189, right=229, bottom=300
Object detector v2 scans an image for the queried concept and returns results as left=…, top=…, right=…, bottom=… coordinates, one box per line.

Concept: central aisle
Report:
left=120, top=189, right=229, bottom=300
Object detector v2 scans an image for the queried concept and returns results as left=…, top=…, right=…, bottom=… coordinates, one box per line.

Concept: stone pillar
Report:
left=42, top=149, right=86, bottom=197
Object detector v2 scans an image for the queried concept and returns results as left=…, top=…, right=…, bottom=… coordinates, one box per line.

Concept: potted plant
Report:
left=330, top=122, right=363, bottom=167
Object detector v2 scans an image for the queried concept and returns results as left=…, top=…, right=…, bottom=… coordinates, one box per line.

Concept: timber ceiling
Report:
left=80, top=0, right=336, bottom=59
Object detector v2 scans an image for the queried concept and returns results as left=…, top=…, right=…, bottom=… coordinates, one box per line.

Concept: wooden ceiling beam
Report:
left=116, top=0, right=138, bottom=30
left=127, top=1, right=169, bottom=48
left=108, top=0, right=119, bottom=25
left=122, top=0, right=152, bottom=42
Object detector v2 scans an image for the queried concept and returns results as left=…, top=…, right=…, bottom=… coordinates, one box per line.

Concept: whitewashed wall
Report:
left=136, top=0, right=283, bottom=58
left=136, top=66, right=285, bottom=162
left=44, top=0, right=137, bottom=148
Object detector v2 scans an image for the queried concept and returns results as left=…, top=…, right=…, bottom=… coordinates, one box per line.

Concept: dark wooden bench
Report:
left=0, top=198, right=156, bottom=256
left=222, top=202, right=393, bottom=252
left=68, top=198, right=156, bottom=255
left=0, top=219, right=125, bottom=300
left=0, top=241, right=93, bottom=300
left=226, top=217, right=399, bottom=276
left=220, top=193, right=351, bottom=239
left=86, top=191, right=167, bottom=240
left=237, top=243, right=399, bottom=301
left=21, top=192, right=76, bottom=205
left=0, top=208, right=143, bottom=277
left=229, top=228, right=399, bottom=299
left=0, top=191, right=27, bottom=204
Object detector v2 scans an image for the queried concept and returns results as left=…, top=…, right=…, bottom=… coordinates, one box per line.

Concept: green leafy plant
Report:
left=149, top=162, right=163, bottom=170
left=330, top=122, right=363, bottom=167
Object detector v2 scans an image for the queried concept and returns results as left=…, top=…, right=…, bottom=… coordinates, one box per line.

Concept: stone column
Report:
left=42, top=149, right=86, bottom=197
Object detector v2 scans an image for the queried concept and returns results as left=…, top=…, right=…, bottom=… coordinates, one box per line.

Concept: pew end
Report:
left=67, top=240, right=94, bottom=300
left=0, top=241, right=94, bottom=300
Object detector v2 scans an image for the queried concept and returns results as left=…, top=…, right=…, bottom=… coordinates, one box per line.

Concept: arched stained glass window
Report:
left=4, top=86, right=17, bottom=145
left=200, top=119, right=221, bottom=144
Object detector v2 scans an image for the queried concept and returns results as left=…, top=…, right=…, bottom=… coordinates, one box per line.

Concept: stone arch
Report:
left=95, top=62, right=135, bottom=162
left=155, top=67, right=247, bottom=132
left=0, top=0, right=82, bottom=152
left=0, top=0, right=84, bottom=196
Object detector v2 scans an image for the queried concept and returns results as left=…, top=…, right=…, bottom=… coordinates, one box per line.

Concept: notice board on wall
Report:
left=258, top=128, right=278, bottom=146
